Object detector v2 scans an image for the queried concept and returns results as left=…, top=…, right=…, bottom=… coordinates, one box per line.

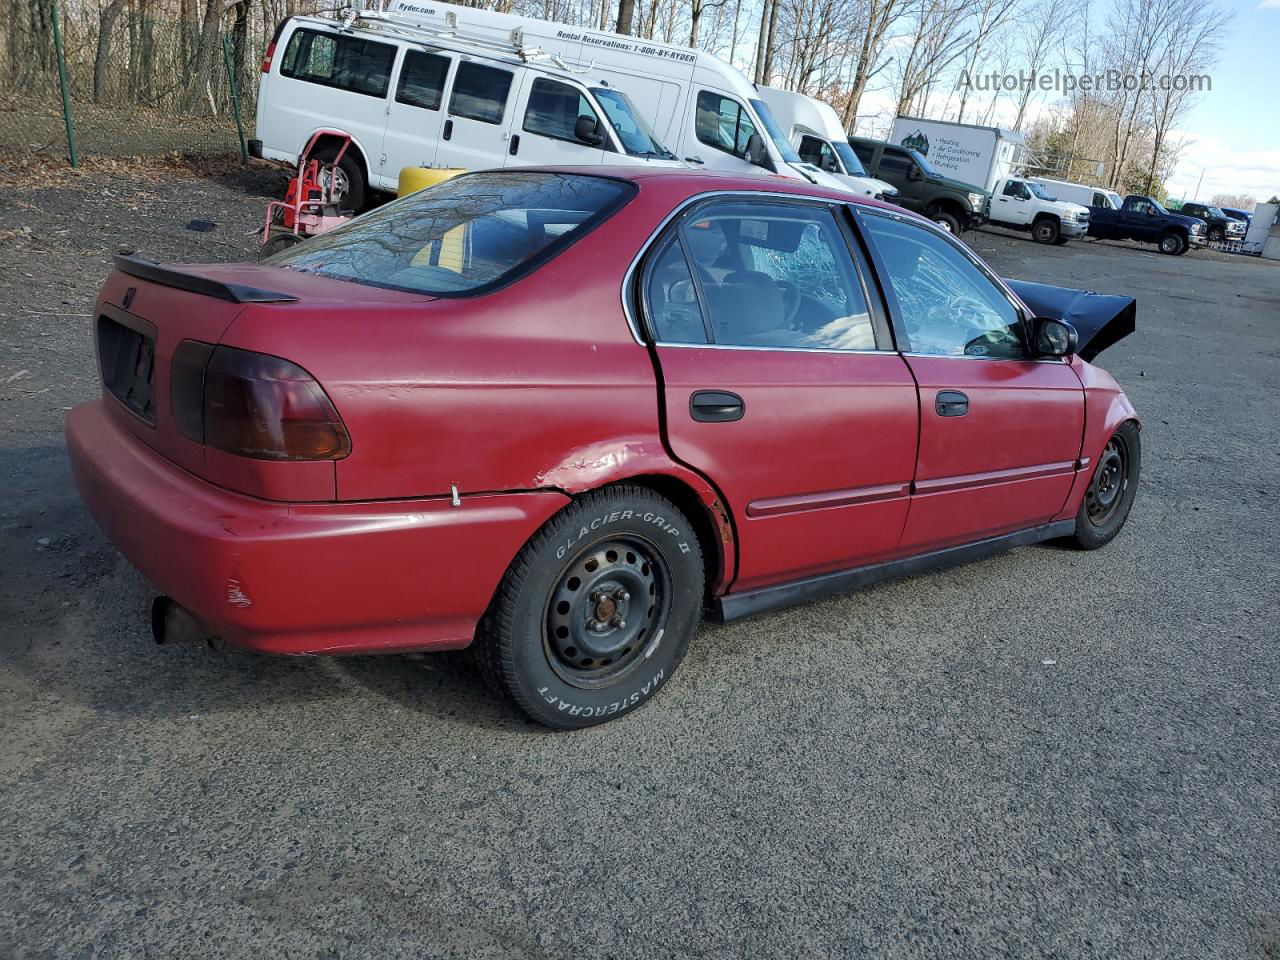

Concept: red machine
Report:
left=259, top=129, right=353, bottom=258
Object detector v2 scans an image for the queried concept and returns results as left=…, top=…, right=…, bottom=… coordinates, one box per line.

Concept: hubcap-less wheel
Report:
left=934, top=216, right=955, bottom=233
left=319, top=164, right=350, bottom=206
left=545, top=537, right=670, bottom=689
left=1085, top=437, right=1129, bottom=527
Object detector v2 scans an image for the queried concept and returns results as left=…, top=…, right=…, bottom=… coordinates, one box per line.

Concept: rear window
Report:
left=280, top=27, right=395, bottom=98
left=263, top=172, right=635, bottom=296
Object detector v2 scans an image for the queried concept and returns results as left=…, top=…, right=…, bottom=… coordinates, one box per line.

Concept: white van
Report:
left=1029, top=177, right=1123, bottom=211
left=253, top=2, right=854, bottom=208
left=755, top=86, right=897, bottom=200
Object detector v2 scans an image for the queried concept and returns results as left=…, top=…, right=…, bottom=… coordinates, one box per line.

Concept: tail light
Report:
left=260, top=41, right=277, bottom=73
left=172, top=341, right=350, bottom=461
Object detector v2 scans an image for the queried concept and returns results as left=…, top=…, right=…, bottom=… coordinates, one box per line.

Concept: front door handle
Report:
left=690, top=390, right=744, bottom=423
left=684, top=155, right=705, bottom=165
left=509, top=134, right=520, bottom=156
left=443, top=119, right=453, bottom=141
left=935, top=390, right=969, bottom=417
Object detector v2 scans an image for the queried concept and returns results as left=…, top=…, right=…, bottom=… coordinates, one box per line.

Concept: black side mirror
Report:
left=574, top=114, right=604, bottom=146
left=744, top=132, right=768, bottom=166
left=1034, top=317, right=1078, bottom=357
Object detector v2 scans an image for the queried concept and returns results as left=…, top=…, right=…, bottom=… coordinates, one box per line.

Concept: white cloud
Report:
left=1259, top=0, right=1280, bottom=10
left=1164, top=131, right=1280, bottom=203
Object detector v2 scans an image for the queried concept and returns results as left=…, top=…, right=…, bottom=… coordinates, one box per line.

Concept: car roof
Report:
left=502, top=165, right=909, bottom=218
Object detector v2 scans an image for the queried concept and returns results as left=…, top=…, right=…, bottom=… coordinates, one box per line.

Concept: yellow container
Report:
left=397, top=166, right=465, bottom=197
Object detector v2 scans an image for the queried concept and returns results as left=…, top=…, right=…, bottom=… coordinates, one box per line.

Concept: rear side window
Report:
left=449, top=62, right=513, bottom=124
left=396, top=50, right=450, bottom=110
left=524, top=77, right=598, bottom=142
left=280, top=28, right=395, bottom=98
left=263, top=171, right=634, bottom=296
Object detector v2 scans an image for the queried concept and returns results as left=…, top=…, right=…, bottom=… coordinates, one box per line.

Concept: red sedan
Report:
left=67, top=168, right=1140, bottom=728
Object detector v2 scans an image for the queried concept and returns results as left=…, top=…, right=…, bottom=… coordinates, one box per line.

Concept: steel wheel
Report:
left=1084, top=436, right=1129, bottom=527
left=544, top=536, right=672, bottom=690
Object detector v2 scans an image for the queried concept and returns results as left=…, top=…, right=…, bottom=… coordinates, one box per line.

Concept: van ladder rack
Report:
left=343, top=8, right=581, bottom=71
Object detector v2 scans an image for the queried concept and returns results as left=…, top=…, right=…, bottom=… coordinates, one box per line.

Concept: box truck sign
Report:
left=890, top=118, right=996, bottom=191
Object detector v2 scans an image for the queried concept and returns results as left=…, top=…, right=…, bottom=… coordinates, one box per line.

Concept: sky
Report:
left=1161, top=0, right=1280, bottom=204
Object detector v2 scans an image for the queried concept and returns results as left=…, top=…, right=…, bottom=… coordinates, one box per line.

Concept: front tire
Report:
left=1158, top=231, right=1186, bottom=255
left=930, top=210, right=962, bottom=235
left=1068, top=421, right=1140, bottom=550
left=476, top=485, right=705, bottom=729
left=1032, top=218, right=1060, bottom=244
left=1208, top=225, right=1225, bottom=242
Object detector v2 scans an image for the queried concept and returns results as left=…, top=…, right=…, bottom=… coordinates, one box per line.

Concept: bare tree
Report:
left=1209, top=193, right=1256, bottom=211
left=954, top=0, right=1021, bottom=122
left=893, top=0, right=971, bottom=116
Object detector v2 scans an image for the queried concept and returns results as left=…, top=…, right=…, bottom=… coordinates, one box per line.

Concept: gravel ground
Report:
left=2, top=165, right=1279, bottom=959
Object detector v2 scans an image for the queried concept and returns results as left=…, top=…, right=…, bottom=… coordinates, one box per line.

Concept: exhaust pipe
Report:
left=151, top=596, right=221, bottom=648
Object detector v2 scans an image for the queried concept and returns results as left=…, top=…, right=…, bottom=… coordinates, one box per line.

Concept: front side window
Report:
left=879, top=149, right=914, bottom=176
left=1127, top=198, right=1154, bottom=215
left=664, top=201, right=875, bottom=350
left=449, top=61, right=512, bottom=124
left=695, top=91, right=760, bottom=161
left=280, top=28, right=395, bottom=98
left=798, top=136, right=839, bottom=172
left=592, top=88, right=672, bottom=158
left=396, top=50, right=450, bottom=110
left=1002, top=179, right=1024, bottom=198
left=861, top=213, right=1025, bottom=358
left=263, top=172, right=634, bottom=296
left=523, top=78, right=599, bottom=143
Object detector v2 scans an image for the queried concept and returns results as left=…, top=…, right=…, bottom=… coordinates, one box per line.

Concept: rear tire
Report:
left=1158, top=231, right=1186, bottom=255
left=312, top=145, right=365, bottom=214
left=475, top=485, right=704, bottom=729
left=1068, top=421, right=1140, bottom=550
left=1032, top=218, right=1060, bottom=244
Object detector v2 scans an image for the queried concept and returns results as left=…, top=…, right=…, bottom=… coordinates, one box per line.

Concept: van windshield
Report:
left=263, top=171, right=635, bottom=296
left=832, top=141, right=867, bottom=176
left=592, top=88, right=675, bottom=159
left=748, top=99, right=802, bottom=164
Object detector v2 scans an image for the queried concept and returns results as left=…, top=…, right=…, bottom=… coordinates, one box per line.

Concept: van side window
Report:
left=1092, top=192, right=1106, bottom=207
left=798, top=135, right=838, bottom=172
left=396, top=50, right=450, bottom=111
left=449, top=62, right=513, bottom=124
left=695, top=91, right=759, bottom=159
left=523, top=78, right=600, bottom=143
left=280, top=28, right=395, bottom=98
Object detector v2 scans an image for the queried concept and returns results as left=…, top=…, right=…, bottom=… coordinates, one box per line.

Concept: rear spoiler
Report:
left=114, top=256, right=298, bottom=304
left=1004, top=278, right=1135, bottom=362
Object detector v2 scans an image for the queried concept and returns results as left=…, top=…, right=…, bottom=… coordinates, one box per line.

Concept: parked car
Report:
left=1221, top=206, right=1253, bottom=228
left=849, top=136, right=988, bottom=233
left=1028, top=177, right=1123, bottom=213
left=67, top=168, right=1141, bottom=729
left=254, top=1, right=855, bottom=210
left=755, top=86, right=898, bottom=200
left=987, top=176, right=1091, bottom=244
left=1177, top=201, right=1247, bottom=242
left=1088, top=194, right=1208, bottom=255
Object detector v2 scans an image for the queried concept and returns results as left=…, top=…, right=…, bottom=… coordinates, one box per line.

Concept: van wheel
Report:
left=1158, top=231, right=1186, bottom=255
left=930, top=210, right=962, bottom=234
left=258, top=233, right=301, bottom=260
left=475, top=485, right=704, bottom=729
left=1032, top=218, right=1060, bottom=244
left=313, top=145, right=365, bottom=214
left=1067, top=422, right=1140, bottom=550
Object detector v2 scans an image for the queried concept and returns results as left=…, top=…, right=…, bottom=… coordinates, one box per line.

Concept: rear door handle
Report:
left=935, top=390, right=969, bottom=417
left=509, top=134, right=520, bottom=156
left=690, top=390, right=744, bottom=422
left=443, top=119, right=453, bottom=141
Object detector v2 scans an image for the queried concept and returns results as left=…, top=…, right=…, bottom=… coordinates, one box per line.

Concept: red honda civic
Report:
left=67, top=168, right=1140, bottom=728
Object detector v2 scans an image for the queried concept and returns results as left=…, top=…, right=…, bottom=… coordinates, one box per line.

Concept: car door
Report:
left=877, top=148, right=922, bottom=213
left=993, top=178, right=1031, bottom=226
left=381, top=48, right=455, bottom=180
left=856, top=208, right=1084, bottom=551
left=437, top=59, right=516, bottom=172
left=637, top=197, right=919, bottom=592
left=1119, top=198, right=1156, bottom=241
left=505, top=74, right=610, bottom=167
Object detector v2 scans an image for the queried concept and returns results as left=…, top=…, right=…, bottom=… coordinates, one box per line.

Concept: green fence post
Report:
left=222, top=34, right=249, bottom=164
left=49, top=0, right=78, bottom=167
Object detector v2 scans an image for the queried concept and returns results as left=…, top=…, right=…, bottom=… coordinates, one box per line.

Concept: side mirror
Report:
left=1033, top=317, right=1078, bottom=357
left=744, top=132, right=768, bottom=166
left=908, top=164, right=924, bottom=181
left=574, top=114, right=604, bottom=146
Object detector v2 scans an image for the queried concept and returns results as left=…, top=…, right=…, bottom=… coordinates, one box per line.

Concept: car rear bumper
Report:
left=66, top=398, right=568, bottom=655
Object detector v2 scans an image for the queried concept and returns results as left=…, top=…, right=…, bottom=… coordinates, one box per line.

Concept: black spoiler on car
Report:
left=1004, top=279, right=1136, bottom=362
left=114, top=255, right=298, bottom=304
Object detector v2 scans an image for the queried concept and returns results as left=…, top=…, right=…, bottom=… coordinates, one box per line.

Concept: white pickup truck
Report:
left=987, top=176, right=1091, bottom=244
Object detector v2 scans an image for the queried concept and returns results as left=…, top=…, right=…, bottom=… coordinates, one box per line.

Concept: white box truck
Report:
left=888, top=116, right=1024, bottom=196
